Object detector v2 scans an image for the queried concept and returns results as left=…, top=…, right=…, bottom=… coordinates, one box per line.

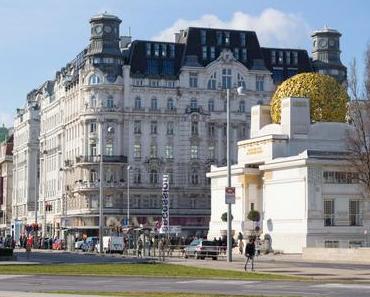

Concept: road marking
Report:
left=313, top=283, right=370, bottom=290
left=0, top=275, right=28, bottom=280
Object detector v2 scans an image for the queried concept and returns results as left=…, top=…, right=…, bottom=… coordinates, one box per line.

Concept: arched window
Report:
left=90, top=96, right=97, bottom=108
left=151, top=97, right=158, bottom=110
left=150, top=169, right=158, bottom=184
left=89, top=74, right=101, bottom=85
left=191, top=168, right=199, bottom=185
left=237, top=73, right=246, bottom=89
left=190, top=98, right=197, bottom=109
left=239, top=100, right=245, bottom=113
left=167, top=98, right=174, bottom=110
left=207, top=72, right=217, bottom=90
left=208, top=99, right=214, bottom=112
left=107, top=96, right=114, bottom=108
left=89, top=169, right=97, bottom=183
left=134, top=97, right=142, bottom=110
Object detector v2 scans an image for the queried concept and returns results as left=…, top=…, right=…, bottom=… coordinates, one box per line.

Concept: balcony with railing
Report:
left=75, top=155, right=127, bottom=164
left=73, top=180, right=126, bottom=192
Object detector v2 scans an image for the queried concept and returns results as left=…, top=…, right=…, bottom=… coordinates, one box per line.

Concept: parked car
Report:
left=81, top=236, right=98, bottom=252
left=102, top=236, right=124, bottom=254
left=52, top=239, right=65, bottom=250
left=184, top=239, right=218, bottom=260
left=75, top=239, right=85, bottom=250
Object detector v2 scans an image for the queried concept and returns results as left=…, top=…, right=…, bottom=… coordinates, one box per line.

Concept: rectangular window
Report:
left=202, top=46, right=208, bottom=60
left=134, top=168, right=141, bottom=184
left=349, top=200, right=362, bottom=226
left=105, top=143, right=113, bottom=156
left=323, top=171, right=359, bottom=184
left=169, top=44, right=175, bottom=58
left=146, top=43, right=151, bottom=56
left=234, top=48, right=239, bottom=60
left=293, top=51, right=298, bottom=65
left=223, top=123, right=227, bottom=136
left=161, top=44, right=167, bottom=57
left=208, top=123, right=215, bottom=137
left=189, top=72, right=198, bottom=88
left=191, top=122, right=199, bottom=136
left=250, top=203, right=255, bottom=211
left=325, top=240, right=339, bottom=248
left=240, top=32, right=246, bottom=47
left=286, top=51, right=291, bottom=65
left=216, top=31, right=222, bottom=45
left=256, top=75, right=265, bottom=91
left=150, top=144, right=157, bottom=158
left=324, top=199, right=335, bottom=226
left=222, top=68, right=232, bottom=89
left=191, top=145, right=199, bottom=159
left=90, top=122, right=96, bottom=133
left=167, top=121, right=174, bottom=135
left=151, top=121, right=157, bottom=134
left=134, top=120, right=141, bottom=134
left=90, top=143, right=97, bottom=156
left=208, top=146, right=215, bottom=159
left=224, top=32, right=230, bottom=45
left=272, top=68, right=284, bottom=84
left=165, top=145, right=174, bottom=159
left=242, top=49, right=247, bottom=61
left=210, top=47, right=216, bottom=59
left=154, top=43, right=159, bottom=57
left=278, top=51, right=283, bottom=64
left=200, top=30, right=207, bottom=45
left=105, top=195, right=113, bottom=208
left=271, top=50, right=276, bottom=64
left=134, top=144, right=141, bottom=159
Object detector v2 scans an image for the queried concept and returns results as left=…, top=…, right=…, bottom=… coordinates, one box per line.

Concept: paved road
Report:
left=1, top=275, right=370, bottom=297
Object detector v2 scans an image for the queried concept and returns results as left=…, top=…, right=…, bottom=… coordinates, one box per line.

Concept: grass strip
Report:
left=0, top=263, right=303, bottom=281
left=49, top=291, right=300, bottom=297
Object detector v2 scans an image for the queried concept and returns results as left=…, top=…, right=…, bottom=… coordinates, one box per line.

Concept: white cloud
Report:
left=0, top=112, right=14, bottom=128
left=152, top=9, right=311, bottom=48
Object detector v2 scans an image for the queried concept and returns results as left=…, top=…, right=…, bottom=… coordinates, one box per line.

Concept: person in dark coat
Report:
left=244, top=238, right=256, bottom=271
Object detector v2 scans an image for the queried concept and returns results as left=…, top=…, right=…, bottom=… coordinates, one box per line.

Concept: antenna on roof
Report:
left=129, top=26, right=131, bottom=36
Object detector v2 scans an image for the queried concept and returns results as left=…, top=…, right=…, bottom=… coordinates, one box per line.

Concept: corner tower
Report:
left=311, top=27, right=347, bottom=84
left=87, top=13, right=123, bottom=80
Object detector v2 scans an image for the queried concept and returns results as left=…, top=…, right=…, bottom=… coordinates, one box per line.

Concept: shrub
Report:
left=247, top=210, right=260, bottom=222
left=0, top=248, right=14, bottom=257
left=221, top=212, right=233, bottom=222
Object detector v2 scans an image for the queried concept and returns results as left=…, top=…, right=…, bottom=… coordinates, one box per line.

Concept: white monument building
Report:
left=208, top=97, right=369, bottom=253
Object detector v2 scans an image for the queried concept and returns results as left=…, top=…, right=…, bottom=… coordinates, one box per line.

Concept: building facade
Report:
left=208, top=97, right=368, bottom=253
left=11, top=14, right=346, bottom=238
left=0, top=135, right=13, bottom=236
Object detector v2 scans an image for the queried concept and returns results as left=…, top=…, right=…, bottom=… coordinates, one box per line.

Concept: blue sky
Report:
left=0, top=0, right=369, bottom=127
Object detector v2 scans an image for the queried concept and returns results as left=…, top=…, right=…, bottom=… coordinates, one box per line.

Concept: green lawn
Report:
left=0, top=263, right=303, bottom=281
left=50, top=291, right=299, bottom=297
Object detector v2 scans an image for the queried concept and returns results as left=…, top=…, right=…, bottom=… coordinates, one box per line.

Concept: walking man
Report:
left=244, top=238, right=256, bottom=271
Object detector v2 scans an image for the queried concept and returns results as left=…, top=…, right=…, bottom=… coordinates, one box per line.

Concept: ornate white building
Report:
left=208, top=97, right=368, bottom=253
left=11, top=14, right=346, bottom=238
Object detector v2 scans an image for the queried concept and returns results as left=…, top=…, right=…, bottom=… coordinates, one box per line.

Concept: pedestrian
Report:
left=137, top=238, right=143, bottom=258
left=26, top=237, right=33, bottom=260
left=244, top=238, right=256, bottom=272
left=158, top=238, right=165, bottom=261
left=238, top=239, right=244, bottom=255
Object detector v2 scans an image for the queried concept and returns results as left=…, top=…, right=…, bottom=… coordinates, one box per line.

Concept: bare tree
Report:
left=347, top=44, right=370, bottom=196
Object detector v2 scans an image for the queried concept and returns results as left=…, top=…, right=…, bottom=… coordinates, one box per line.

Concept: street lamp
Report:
left=42, top=150, right=48, bottom=238
left=127, top=165, right=131, bottom=226
left=226, top=86, right=245, bottom=263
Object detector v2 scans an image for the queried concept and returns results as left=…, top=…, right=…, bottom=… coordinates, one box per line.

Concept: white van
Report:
left=103, top=236, right=124, bottom=253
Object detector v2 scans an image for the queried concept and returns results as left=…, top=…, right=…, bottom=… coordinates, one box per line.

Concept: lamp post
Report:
left=98, top=119, right=104, bottom=254
left=42, top=150, right=48, bottom=238
left=226, top=86, right=245, bottom=263
left=127, top=165, right=131, bottom=225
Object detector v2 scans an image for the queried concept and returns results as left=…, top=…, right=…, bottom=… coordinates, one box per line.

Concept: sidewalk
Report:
left=0, top=292, right=103, bottom=297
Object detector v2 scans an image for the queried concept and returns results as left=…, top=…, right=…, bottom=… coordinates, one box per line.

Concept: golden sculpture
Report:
left=271, top=72, right=348, bottom=123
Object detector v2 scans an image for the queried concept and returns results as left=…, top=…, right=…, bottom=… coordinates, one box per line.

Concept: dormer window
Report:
left=210, top=47, right=215, bottom=59
left=234, top=48, right=239, bottom=60
left=89, top=74, right=101, bottom=85
left=293, top=51, right=298, bottom=65
left=286, top=51, right=291, bottom=65
left=154, top=44, right=160, bottom=57
left=201, top=30, right=207, bottom=45
left=189, top=73, right=198, bottom=88
left=224, top=32, right=230, bottom=46
left=169, top=44, right=175, bottom=58
left=207, top=72, right=217, bottom=90
left=202, top=46, right=208, bottom=60
left=278, top=51, right=284, bottom=64
left=146, top=43, right=151, bottom=56
left=271, top=51, right=276, bottom=64
left=240, top=32, right=246, bottom=47
left=161, top=44, right=167, bottom=57
left=242, top=49, right=247, bottom=62
left=216, top=31, right=222, bottom=45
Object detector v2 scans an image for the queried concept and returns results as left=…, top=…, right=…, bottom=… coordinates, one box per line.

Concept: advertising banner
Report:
left=160, top=174, right=169, bottom=234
